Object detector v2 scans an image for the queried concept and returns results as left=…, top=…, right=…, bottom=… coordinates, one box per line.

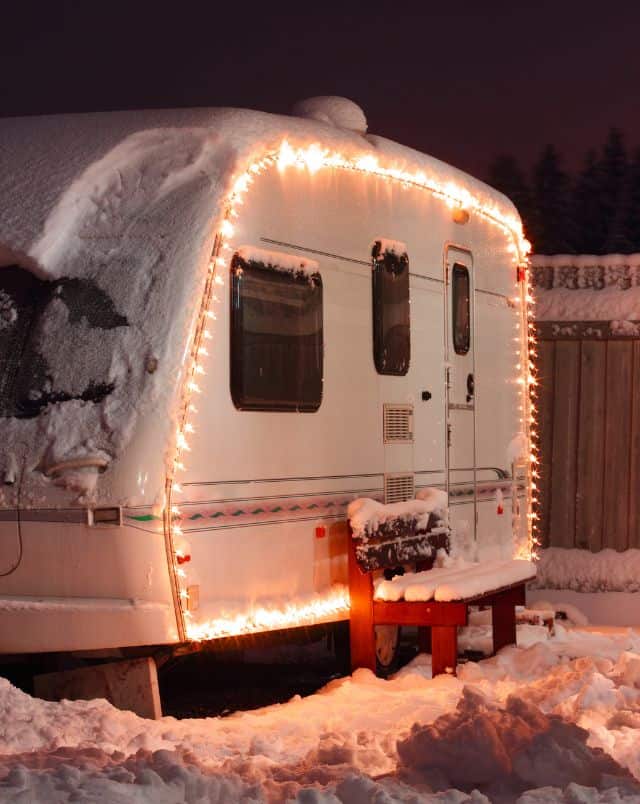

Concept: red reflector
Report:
left=177, top=554, right=191, bottom=564
left=315, top=526, right=326, bottom=539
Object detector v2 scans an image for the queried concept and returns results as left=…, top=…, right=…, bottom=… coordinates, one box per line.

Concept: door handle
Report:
left=466, top=373, right=475, bottom=403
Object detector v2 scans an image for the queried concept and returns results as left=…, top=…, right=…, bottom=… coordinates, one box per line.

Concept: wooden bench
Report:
left=348, top=514, right=535, bottom=677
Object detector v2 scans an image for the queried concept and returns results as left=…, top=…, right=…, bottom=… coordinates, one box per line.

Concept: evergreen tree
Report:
left=530, top=145, right=575, bottom=254
left=624, top=148, right=640, bottom=252
left=573, top=149, right=606, bottom=254
left=487, top=154, right=533, bottom=234
left=600, top=128, right=632, bottom=253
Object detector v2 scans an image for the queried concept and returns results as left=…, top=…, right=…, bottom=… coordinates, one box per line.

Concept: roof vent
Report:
left=291, top=96, right=367, bottom=134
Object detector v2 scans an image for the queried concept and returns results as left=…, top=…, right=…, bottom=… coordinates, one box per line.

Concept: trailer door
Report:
left=445, top=246, right=476, bottom=551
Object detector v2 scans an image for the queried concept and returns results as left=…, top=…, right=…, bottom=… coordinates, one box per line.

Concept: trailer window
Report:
left=372, top=241, right=410, bottom=375
left=230, top=254, right=323, bottom=412
left=452, top=263, right=470, bottom=355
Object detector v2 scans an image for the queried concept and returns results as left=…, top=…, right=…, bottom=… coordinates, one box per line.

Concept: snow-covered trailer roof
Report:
left=0, top=99, right=526, bottom=506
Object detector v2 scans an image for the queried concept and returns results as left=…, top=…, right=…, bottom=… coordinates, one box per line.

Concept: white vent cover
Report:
left=383, top=404, right=414, bottom=444
left=384, top=473, right=415, bottom=504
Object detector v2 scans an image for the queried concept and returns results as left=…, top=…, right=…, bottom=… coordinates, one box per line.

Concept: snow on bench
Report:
left=347, top=493, right=449, bottom=571
left=348, top=494, right=447, bottom=540
left=374, top=558, right=536, bottom=603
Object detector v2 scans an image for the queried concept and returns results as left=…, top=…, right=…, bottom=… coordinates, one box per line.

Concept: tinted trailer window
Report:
left=230, top=254, right=323, bottom=412
left=372, top=241, right=410, bottom=375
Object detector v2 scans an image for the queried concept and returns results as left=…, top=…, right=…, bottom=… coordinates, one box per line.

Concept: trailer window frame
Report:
left=230, top=252, right=324, bottom=413
left=371, top=240, right=411, bottom=376
left=452, top=263, right=471, bottom=356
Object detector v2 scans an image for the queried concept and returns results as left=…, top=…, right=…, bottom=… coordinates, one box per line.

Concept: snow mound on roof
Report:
left=292, top=96, right=367, bottom=134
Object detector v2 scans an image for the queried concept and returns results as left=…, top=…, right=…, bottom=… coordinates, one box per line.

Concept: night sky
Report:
left=1, top=1, right=639, bottom=180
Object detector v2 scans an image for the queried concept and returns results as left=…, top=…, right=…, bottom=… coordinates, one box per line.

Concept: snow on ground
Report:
left=2, top=626, right=640, bottom=801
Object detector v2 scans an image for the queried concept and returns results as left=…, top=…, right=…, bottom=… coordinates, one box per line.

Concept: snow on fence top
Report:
left=0, top=103, right=521, bottom=506
left=532, top=254, right=640, bottom=322
left=532, top=546, right=640, bottom=594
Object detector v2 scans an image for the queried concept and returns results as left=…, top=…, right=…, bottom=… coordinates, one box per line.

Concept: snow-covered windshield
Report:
left=0, top=264, right=127, bottom=418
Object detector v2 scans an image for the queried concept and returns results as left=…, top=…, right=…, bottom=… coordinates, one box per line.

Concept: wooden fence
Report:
left=536, top=322, right=640, bottom=551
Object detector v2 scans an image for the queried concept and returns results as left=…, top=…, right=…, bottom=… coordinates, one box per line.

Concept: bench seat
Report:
left=349, top=540, right=536, bottom=677
left=374, top=559, right=536, bottom=603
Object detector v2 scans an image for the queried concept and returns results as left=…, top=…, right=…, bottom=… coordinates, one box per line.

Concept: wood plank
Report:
left=417, top=627, right=431, bottom=654
left=548, top=341, right=580, bottom=548
left=348, top=538, right=376, bottom=672
left=575, top=342, right=606, bottom=551
left=431, top=626, right=458, bottom=676
left=373, top=600, right=467, bottom=627
left=34, top=657, right=162, bottom=719
left=603, top=342, right=633, bottom=551
left=492, top=601, right=517, bottom=654
left=630, top=342, right=640, bottom=549
left=537, top=339, right=556, bottom=548
left=466, top=583, right=527, bottom=607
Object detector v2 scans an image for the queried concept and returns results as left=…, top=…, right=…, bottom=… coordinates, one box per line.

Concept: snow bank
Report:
left=532, top=548, right=640, bottom=593
left=1, top=626, right=640, bottom=801
left=397, top=687, right=637, bottom=796
left=531, top=254, right=640, bottom=322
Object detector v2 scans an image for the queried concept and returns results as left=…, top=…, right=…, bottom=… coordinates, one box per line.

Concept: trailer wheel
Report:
left=375, top=625, right=400, bottom=676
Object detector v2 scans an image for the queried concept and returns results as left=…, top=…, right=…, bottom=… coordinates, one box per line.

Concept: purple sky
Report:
left=1, top=1, right=638, bottom=180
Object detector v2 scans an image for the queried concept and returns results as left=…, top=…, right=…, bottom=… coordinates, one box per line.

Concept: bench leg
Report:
left=418, top=626, right=431, bottom=654
left=431, top=626, right=458, bottom=677
left=348, top=542, right=376, bottom=674
left=492, top=600, right=517, bottom=654
left=349, top=618, right=376, bottom=673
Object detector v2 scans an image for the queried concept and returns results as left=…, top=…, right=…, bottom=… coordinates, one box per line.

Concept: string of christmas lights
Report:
left=164, top=139, right=537, bottom=641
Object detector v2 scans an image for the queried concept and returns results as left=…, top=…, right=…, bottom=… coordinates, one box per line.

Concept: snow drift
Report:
left=397, top=687, right=638, bottom=797
left=0, top=626, right=639, bottom=801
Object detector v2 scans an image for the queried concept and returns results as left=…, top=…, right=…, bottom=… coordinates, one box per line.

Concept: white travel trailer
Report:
left=0, top=97, right=532, bottom=661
